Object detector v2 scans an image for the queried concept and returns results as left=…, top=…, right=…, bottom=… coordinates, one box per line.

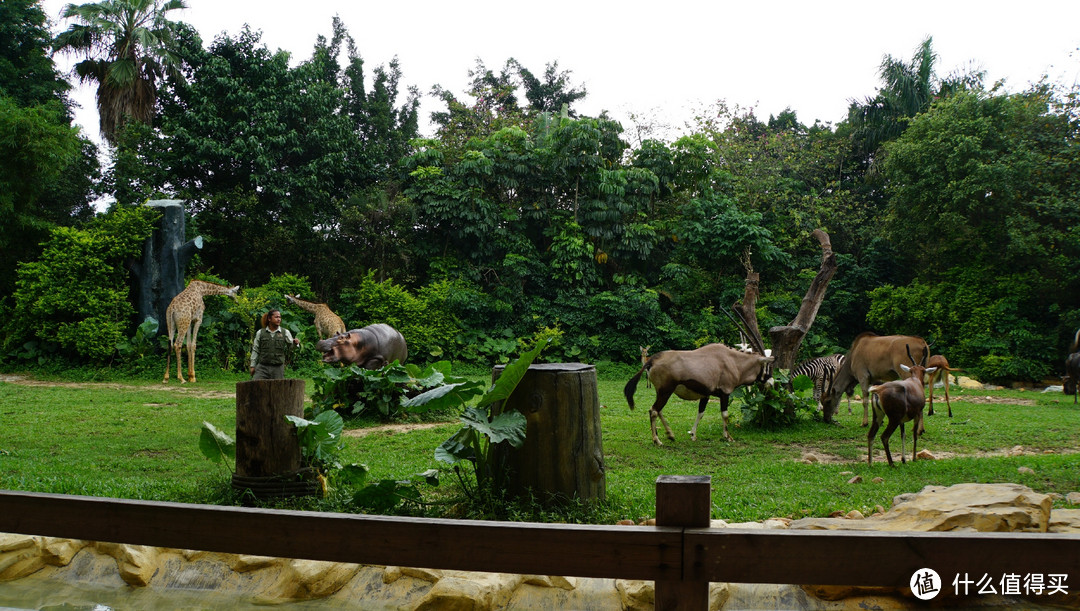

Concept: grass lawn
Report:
left=2, top=367, right=1079, bottom=524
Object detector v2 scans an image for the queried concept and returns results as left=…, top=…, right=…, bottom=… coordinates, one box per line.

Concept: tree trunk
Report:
left=232, top=379, right=318, bottom=499
left=490, top=363, right=606, bottom=505
left=733, top=229, right=837, bottom=371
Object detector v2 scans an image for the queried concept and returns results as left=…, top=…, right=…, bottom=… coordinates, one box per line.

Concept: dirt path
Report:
left=0, top=374, right=236, bottom=399
left=342, top=422, right=453, bottom=438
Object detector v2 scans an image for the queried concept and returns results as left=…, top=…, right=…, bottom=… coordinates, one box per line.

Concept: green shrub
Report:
left=337, top=271, right=458, bottom=363
left=735, top=370, right=817, bottom=429
left=5, top=206, right=156, bottom=362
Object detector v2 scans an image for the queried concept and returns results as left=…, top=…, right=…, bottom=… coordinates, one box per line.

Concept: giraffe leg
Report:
left=174, top=319, right=191, bottom=384
left=163, top=339, right=171, bottom=383
left=187, top=318, right=204, bottom=383
left=175, top=339, right=185, bottom=384
left=163, top=317, right=174, bottom=383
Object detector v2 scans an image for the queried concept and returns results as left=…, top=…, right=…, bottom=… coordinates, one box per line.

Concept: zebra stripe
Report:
left=792, top=353, right=846, bottom=406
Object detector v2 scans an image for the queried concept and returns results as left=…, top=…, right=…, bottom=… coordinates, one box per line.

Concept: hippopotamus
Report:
left=315, top=324, right=408, bottom=368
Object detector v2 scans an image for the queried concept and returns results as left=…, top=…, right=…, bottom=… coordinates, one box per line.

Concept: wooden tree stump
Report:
left=231, top=379, right=319, bottom=499
left=490, top=363, right=606, bottom=504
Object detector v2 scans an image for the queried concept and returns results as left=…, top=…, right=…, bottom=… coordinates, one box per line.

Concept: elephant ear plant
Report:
left=402, top=339, right=547, bottom=498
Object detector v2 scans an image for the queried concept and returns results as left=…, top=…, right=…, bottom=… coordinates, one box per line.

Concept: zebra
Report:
left=791, top=353, right=851, bottom=413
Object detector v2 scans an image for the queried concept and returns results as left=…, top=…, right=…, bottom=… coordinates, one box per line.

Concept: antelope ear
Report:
left=925, top=367, right=938, bottom=374
left=900, top=363, right=912, bottom=372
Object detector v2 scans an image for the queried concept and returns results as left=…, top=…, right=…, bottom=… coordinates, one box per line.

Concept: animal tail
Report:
left=625, top=364, right=647, bottom=410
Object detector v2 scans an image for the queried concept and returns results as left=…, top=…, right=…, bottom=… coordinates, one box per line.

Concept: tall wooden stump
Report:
left=231, top=379, right=319, bottom=499
left=490, top=363, right=606, bottom=504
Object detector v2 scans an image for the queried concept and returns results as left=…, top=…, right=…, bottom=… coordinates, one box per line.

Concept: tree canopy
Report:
left=3, top=10, right=1079, bottom=383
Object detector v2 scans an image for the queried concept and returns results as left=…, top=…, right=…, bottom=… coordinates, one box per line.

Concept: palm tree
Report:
left=847, top=36, right=938, bottom=160
left=52, top=0, right=187, bottom=145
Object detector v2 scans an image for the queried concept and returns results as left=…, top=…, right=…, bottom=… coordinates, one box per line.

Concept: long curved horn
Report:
left=906, top=344, right=916, bottom=366
left=720, top=306, right=766, bottom=355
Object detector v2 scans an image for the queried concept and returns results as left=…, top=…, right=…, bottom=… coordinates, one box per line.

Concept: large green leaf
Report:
left=460, top=406, right=527, bottom=447
left=338, top=463, right=370, bottom=487
left=199, top=421, right=234, bottom=463
left=435, top=427, right=475, bottom=464
left=285, top=411, right=344, bottom=465
left=402, top=380, right=485, bottom=412
left=352, top=480, right=403, bottom=512
left=477, top=337, right=548, bottom=408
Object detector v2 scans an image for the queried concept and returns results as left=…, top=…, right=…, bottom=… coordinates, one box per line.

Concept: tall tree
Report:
left=0, top=0, right=71, bottom=106
left=0, top=0, right=99, bottom=298
left=52, top=0, right=187, bottom=145
left=516, top=59, right=587, bottom=116
left=847, top=36, right=938, bottom=161
left=120, top=21, right=422, bottom=291
left=878, top=85, right=1080, bottom=380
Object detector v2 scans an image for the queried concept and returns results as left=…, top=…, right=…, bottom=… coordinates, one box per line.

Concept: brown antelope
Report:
left=867, top=346, right=937, bottom=466
left=925, top=354, right=963, bottom=418
left=820, top=333, right=930, bottom=426
left=625, top=344, right=774, bottom=446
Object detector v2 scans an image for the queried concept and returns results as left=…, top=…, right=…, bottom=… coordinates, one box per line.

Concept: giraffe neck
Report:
left=188, top=280, right=235, bottom=297
left=289, top=296, right=323, bottom=313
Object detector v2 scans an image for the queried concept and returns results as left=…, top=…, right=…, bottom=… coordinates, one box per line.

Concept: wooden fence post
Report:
left=655, top=475, right=711, bottom=611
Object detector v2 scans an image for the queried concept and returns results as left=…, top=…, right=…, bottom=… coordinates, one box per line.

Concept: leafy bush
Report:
left=867, top=279, right=1056, bottom=383
left=402, top=339, right=547, bottom=498
left=337, top=271, right=458, bottom=363
left=312, top=361, right=455, bottom=421
left=115, top=317, right=161, bottom=359
left=735, top=370, right=817, bottom=429
left=4, top=205, right=156, bottom=362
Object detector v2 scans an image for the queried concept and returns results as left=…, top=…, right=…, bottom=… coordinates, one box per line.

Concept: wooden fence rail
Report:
left=3, top=476, right=1079, bottom=610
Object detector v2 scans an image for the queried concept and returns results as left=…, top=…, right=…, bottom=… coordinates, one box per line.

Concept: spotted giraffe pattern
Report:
left=285, top=294, right=347, bottom=339
left=163, top=280, right=239, bottom=383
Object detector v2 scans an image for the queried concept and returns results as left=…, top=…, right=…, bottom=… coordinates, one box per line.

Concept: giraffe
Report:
left=285, top=294, right=347, bottom=339
left=163, top=280, right=240, bottom=384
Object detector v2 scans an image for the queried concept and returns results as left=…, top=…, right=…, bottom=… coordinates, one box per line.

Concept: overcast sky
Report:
left=43, top=0, right=1080, bottom=147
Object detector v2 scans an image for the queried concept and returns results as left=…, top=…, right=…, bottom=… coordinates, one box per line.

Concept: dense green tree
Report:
left=0, top=0, right=100, bottom=298
left=0, top=0, right=71, bottom=106
left=516, top=60, right=587, bottom=116
left=119, top=21, right=420, bottom=292
left=883, top=87, right=1080, bottom=287
left=878, top=85, right=1080, bottom=380
left=323, top=16, right=419, bottom=177
left=52, top=0, right=188, bottom=145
